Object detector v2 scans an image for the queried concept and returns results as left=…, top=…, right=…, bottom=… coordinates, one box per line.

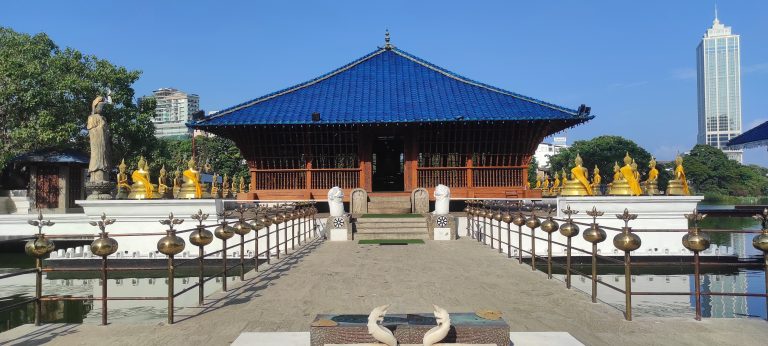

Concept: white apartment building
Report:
left=534, top=137, right=568, bottom=170
left=147, top=88, right=200, bottom=138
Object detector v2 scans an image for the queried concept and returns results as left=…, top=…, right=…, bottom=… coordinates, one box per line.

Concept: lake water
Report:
left=1, top=205, right=766, bottom=331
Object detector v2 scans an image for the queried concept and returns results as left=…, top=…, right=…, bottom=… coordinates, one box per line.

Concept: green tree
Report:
left=548, top=135, right=670, bottom=189
left=0, top=27, right=157, bottom=176
left=150, top=136, right=248, bottom=180
left=527, top=156, right=538, bottom=186
left=683, top=144, right=768, bottom=197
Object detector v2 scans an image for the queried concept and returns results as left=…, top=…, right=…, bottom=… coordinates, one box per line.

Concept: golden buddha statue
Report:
left=157, top=165, right=171, bottom=198
left=643, top=157, right=660, bottom=196
left=128, top=156, right=157, bottom=199
left=116, top=159, right=130, bottom=199
left=172, top=168, right=182, bottom=198
left=210, top=173, right=221, bottom=198
left=591, top=165, right=602, bottom=196
left=238, top=176, right=245, bottom=194
left=178, top=158, right=204, bottom=199
left=561, top=154, right=592, bottom=196
left=550, top=171, right=561, bottom=195
left=534, top=175, right=542, bottom=189
left=540, top=175, right=552, bottom=197
left=222, top=174, right=231, bottom=198
left=611, top=153, right=642, bottom=196
left=667, top=155, right=690, bottom=196
left=612, top=161, right=621, bottom=182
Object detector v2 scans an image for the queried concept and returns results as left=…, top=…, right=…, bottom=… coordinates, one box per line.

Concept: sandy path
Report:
left=1, top=237, right=766, bottom=345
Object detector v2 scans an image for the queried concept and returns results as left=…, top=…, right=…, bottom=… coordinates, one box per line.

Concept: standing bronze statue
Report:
left=85, top=95, right=116, bottom=200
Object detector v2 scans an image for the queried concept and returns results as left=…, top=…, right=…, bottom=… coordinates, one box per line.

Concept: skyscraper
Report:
left=697, top=12, right=743, bottom=163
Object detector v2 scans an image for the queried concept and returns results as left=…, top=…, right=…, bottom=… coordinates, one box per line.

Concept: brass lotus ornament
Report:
left=89, top=213, right=118, bottom=257
left=682, top=209, right=710, bottom=252
left=613, top=209, right=641, bottom=252
left=583, top=207, right=607, bottom=244
left=189, top=209, right=213, bottom=247
left=157, top=213, right=185, bottom=256
left=558, top=205, right=579, bottom=238
left=214, top=211, right=236, bottom=240
left=540, top=208, right=559, bottom=234
left=25, top=211, right=56, bottom=258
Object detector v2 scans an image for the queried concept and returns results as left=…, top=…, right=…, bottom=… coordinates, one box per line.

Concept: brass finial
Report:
left=615, top=208, right=638, bottom=228
left=384, top=29, right=392, bottom=50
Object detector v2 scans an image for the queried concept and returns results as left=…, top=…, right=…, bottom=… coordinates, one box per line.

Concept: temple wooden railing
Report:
left=416, top=166, right=525, bottom=189
left=255, top=168, right=361, bottom=191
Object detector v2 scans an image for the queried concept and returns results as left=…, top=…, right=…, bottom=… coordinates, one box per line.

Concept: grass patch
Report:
left=358, top=239, right=425, bottom=245
left=360, top=213, right=424, bottom=218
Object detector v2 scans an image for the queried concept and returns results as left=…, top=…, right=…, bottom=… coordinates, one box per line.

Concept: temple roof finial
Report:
left=384, top=29, right=392, bottom=50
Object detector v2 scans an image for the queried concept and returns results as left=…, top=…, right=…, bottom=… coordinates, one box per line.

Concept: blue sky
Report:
left=2, top=0, right=767, bottom=166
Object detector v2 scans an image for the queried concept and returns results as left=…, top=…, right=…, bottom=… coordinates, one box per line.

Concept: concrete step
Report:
left=356, top=227, right=426, bottom=233
left=354, top=232, right=429, bottom=240
left=355, top=217, right=426, bottom=224
left=367, top=207, right=411, bottom=214
left=367, top=201, right=411, bottom=207
left=368, top=195, right=410, bottom=202
left=355, top=224, right=426, bottom=231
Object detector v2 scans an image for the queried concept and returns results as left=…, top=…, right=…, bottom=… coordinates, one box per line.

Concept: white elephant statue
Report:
left=327, top=186, right=345, bottom=217
left=433, top=184, right=450, bottom=215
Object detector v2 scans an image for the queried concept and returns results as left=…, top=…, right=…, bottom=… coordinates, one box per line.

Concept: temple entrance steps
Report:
left=352, top=216, right=429, bottom=240
left=366, top=195, right=411, bottom=214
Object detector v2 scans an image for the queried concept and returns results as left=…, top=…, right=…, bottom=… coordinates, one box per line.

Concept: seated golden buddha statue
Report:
left=157, top=165, right=172, bottom=199
left=116, top=159, right=130, bottom=199
left=172, top=168, right=182, bottom=198
left=541, top=175, right=553, bottom=197
left=643, top=157, right=660, bottom=195
left=210, top=173, right=221, bottom=198
left=667, top=155, right=690, bottom=196
left=591, top=165, right=602, bottom=196
left=534, top=175, right=543, bottom=190
left=128, top=156, right=157, bottom=199
left=561, top=154, right=592, bottom=196
left=178, top=158, right=205, bottom=199
left=610, top=153, right=642, bottom=196
left=550, top=171, right=561, bottom=196
left=238, top=176, right=246, bottom=194
left=221, top=174, right=232, bottom=199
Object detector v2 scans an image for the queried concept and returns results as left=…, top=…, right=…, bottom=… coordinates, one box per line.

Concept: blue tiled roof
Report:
left=191, top=46, right=593, bottom=127
left=727, top=120, right=768, bottom=149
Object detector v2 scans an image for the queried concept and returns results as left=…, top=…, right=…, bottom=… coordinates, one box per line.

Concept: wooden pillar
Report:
left=359, top=127, right=372, bottom=191
left=404, top=127, right=419, bottom=191
left=466, top=154, right=474, bottom=198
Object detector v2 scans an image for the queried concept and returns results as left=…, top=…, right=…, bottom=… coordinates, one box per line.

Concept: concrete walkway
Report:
left=2, top=238, right=767, bottom=346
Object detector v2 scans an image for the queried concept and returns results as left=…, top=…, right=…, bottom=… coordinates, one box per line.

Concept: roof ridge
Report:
left=390, top=48, right=578, bottom=115
left=198, top=48, right=387, bottom=123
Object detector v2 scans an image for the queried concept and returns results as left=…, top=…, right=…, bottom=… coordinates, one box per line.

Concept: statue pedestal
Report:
left=327, top=215, right=351, bottom=241
left=311, top=313, right=509, bottom=346
left=85, top=181, right=116, bottom=200
left=428, top=214, right=457, bottom=240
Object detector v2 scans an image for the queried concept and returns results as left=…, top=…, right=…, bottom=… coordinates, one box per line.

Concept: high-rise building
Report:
left=697, top=12, right=743, bottom=163
left=145, top=88, right=200, bottom=138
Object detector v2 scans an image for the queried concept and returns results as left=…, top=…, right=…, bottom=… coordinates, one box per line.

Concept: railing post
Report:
left=584, top=207, right=606, bottom=304
left=559, top=206, right=579, bottom=287
left=525, top=206, right=541, bottom=271
left=683, top=209, right=711, bottom=321
left=158, top=213, right=186, bottom=325
left=233, top=204, right=254, bottom=281
left=215, top=211, right=234, bottom=292
left=512, top=207, right=525, bottom=264
left=189, top=210, right=212, bottom=306
left=540, top=208, right=559, bottom=280
left=614, top=208, right=641, bottom=321
left=258, top=211, right=273, bottom=269
left=464, top=202, right=472, bottom=238
left=24, top=211, right=56, bottom=327
left=492, top=205, right=503, bottom=251
left=501, top=206, right=512, bottom=258
left=88, top=213, right=118, bottom=326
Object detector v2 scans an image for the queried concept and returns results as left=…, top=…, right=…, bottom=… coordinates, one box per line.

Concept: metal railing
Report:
left=0, top=202, right=321, bottom=327
left=464, top=200, right=768, bottom=321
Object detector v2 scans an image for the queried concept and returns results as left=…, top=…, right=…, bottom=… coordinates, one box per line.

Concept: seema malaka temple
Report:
left=190, top=37, right=593, bottom=201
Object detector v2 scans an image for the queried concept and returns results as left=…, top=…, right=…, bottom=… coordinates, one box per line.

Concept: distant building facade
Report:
left=697, top=14, right=743, bottom=163
left=145, top=88, right=200, bottom=138
left=534, top=137, right=568, bottom=170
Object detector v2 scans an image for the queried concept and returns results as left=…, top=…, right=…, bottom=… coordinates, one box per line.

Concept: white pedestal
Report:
left=329, top=228, right=348, bottom=241
left=434, top=228, right=451, bottom=240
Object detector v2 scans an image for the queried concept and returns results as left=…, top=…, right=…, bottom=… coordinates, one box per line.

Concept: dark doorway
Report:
left=372, top=136, right=404, bottom=191
left=35, top=166, right=59, bottom=209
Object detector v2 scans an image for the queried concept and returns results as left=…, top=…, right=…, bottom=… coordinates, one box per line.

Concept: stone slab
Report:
left=310, top=313, right=509, bottom=346
left=330, top=228, right=348, bottom=241
left=434, top=227, right=451, bottom=240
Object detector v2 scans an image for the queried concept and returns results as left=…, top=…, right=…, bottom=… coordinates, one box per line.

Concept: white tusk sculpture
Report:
left=423, top=305, right=451, bottom=346
left=367, top=304, right=398, bottom=346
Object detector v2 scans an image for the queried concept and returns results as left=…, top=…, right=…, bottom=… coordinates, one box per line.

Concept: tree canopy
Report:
left=150, top=136, right=249, bottom=180
left=683, top=144, right=768, bottom=197
left=0, top=26, right=157, bottom=177
left=548, top=135, right=670, bottom=189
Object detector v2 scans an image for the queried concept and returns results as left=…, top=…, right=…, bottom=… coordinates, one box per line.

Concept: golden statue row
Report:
left=530, top=153, right=690, bottom=197
left=116, top=157, right=249, bottom=200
